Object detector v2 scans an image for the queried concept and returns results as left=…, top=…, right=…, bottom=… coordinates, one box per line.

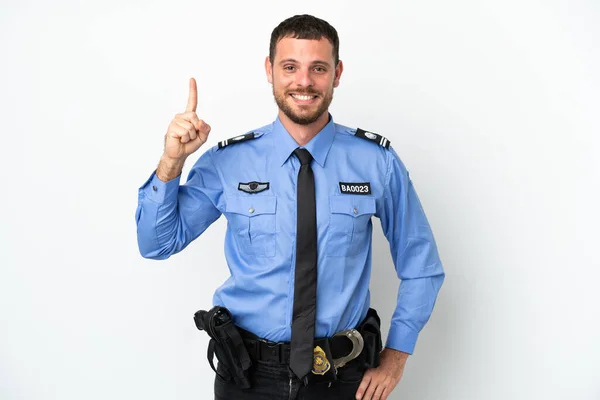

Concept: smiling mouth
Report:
left=290, top=93, right=318, bottom=101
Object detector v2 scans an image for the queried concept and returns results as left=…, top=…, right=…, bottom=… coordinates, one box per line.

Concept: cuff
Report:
left=385, top=323, right=419, bottom=355
left=139, top=171, right=181, bottom=204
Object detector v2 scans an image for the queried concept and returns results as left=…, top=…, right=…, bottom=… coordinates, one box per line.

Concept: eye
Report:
left=283, top=65, right=296, bottom=72
left=314, top=66, right=327, bottom=73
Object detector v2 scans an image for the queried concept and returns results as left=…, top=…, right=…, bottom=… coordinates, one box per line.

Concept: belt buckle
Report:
left=332, top=329, right=364, bottom=370
left=258, top=338, right=284, bottom=363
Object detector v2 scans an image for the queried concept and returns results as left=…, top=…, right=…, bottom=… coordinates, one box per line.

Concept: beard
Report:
left=273, top=86, right=334, bottom=125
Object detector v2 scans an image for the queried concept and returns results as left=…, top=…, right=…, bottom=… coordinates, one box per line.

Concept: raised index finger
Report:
left=186, top=77, right=197, bottom=112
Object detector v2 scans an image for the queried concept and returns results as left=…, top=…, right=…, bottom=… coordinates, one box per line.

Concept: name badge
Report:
left=339, top=182, right=371, bottom=195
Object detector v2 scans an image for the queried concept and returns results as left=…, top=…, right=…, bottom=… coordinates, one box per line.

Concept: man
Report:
left=136, top=14, right=444, bottom=400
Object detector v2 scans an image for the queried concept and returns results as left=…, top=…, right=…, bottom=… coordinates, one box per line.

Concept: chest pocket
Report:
left=326, top=195, right=376, bottom=257
left=225, top=196, right=277, bottom=258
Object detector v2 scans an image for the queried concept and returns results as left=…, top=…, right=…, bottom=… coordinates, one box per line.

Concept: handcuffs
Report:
left=332, top=328, right=364, bottom=370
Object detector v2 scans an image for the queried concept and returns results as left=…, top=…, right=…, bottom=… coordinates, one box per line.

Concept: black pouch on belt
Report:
left=359, top=308, right=383, bottom=368
left=194, top=306, right=253, bottom=389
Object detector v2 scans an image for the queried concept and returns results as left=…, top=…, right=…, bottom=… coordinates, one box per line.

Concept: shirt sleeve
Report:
left=135, top=148, right=223, bottom=259
left=377, top=148, right=445, bottom=354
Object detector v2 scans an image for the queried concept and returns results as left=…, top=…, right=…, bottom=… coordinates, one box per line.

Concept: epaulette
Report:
left=354, top=128, right=391, bottom=149
left=217, top=132, right=257, bottom=149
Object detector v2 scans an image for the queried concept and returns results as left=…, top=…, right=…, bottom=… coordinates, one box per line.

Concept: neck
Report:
left=278, top=110, right=330, bottom=147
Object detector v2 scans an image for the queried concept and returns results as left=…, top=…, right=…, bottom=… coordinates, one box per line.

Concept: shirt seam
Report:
left=208, top=148, right=225, bottom=212
left=381, top=150, right=396, bottom=230
left=384, top=150, right=393, bottom=190
left=153, top=202, right=161, bottom=250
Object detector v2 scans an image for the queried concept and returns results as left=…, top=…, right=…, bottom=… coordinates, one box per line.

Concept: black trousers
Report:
left=214, top=357, right=366, bottom=400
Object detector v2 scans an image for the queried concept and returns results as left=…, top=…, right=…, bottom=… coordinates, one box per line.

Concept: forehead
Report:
left=273, top=36, right=334, bottom=63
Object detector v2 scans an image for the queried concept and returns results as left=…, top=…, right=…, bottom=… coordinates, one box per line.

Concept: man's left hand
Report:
left=355, top=348, right=409, bottom=400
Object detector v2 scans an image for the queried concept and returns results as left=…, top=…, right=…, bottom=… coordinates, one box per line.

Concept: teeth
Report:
left=292, top=94, right=315, bottom=101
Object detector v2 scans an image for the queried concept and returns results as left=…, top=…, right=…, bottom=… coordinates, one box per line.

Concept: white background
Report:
left=1, top=0, right=599, bottom=399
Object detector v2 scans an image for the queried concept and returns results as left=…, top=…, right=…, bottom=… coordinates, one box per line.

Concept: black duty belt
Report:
left=195, top=306, right=383, bottom=387
left=241, top=328, right=364, bottom=368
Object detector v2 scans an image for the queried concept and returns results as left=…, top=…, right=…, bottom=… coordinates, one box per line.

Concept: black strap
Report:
left=227, top=325, right=252, bottom=370
left=243, top=308, right=382, bottom=369
left=290, top=148, right=318, bottom=380
left=244, top=336, right=353, bottom=365
left=207, top=339, right=229, bottom=381
left=195, top=306, right=253, bottom=388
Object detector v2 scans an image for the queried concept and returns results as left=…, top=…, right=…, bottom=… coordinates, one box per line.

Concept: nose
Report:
left=294, top=67, right=314, bottom=88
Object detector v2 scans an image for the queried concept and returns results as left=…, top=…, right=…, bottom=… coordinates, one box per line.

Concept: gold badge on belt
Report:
left=311, top=345, right=331, bottom=375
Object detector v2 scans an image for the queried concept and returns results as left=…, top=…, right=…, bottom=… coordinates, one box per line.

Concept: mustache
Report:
left=286, top=89, right=320, bottom=96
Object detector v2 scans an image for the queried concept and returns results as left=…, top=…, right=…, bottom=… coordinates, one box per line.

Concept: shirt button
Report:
left=152, top=185, right=157, bottom=191
left=249, top=207, right=255, bottom=214
left=353, top=208, right=358, bottom=214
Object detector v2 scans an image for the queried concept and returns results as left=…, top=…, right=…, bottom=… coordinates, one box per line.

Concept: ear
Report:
left=265, top=56, right=273, bottom=84
left=333, top=60, right=344, bottom=88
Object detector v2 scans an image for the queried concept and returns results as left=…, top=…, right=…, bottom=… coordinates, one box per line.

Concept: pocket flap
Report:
left=226, top=196, right=277, bottom=217
left=330, top=195, right=376, bottom=217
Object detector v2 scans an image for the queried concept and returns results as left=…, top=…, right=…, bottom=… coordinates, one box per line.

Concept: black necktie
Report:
left=289, top=148, right=318, bottom=380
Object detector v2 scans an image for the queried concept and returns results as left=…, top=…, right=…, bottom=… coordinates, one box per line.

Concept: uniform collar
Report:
left=272, top=113, right=336, bottom=168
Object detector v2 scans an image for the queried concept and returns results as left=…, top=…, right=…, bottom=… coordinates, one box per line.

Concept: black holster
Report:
left=359, top=308, right=383, bottom=369
left=194, top=306, right=253, bottom=389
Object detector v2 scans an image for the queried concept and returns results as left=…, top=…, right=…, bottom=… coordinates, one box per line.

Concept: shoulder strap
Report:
left=354, top=128, right=391, bottom=149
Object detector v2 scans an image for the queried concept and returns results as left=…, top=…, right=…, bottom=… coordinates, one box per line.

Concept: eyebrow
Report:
left=278, top=58, right=333, bottom=68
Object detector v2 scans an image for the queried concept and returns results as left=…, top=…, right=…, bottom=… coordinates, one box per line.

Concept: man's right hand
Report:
left=163, top=77, right=211, bottom=161
left=157, top=78, right=211, bottom=182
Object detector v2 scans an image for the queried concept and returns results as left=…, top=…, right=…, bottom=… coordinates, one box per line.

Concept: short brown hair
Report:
left=269, top=14, right=340, bottom=65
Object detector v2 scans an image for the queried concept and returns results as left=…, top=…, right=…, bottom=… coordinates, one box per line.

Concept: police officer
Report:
left=136, top=14, right=444, bottom=400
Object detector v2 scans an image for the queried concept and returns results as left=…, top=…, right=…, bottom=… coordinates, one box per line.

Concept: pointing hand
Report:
left=163, top=77, right=211, bottom=161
